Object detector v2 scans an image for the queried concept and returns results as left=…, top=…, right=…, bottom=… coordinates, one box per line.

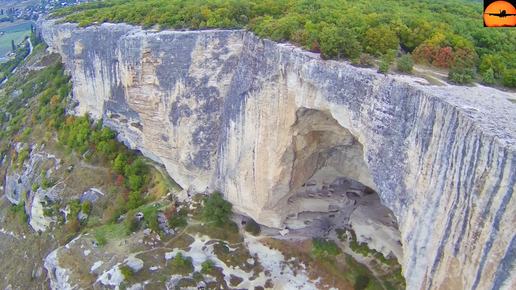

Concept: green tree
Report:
left=502, top=69, right=516, bottom=88
left=270, top=15, right=298, bottom=42
left=397, top=54, right=414, bottom=73
left=119, top=265, right=133, bottom=279
left=448, top=67, right=476, bottom=85
left=479, top=54, right=506, bottom=78
left=142, top=207, right=160, bottom=232
left=67, top=199, right=81, bottom=219
left=389, top=19, right=414, bottom=51
left=204, top=191, right=232, bottom=227
left=126, top=191, right=143, bottom=210
left=81, top=201, right=93, bottom=215
left=381, top=49, right=397, bottom=63
left=363, top=26, right=399, bottom=56
left=201, top=259, right=215, bottom=274
left=378, top=61, right=389, bottom=73
left=245, top=219, right=261, bottom=235
left=320, top=25, right=361, bottom=60
left=482, top=68, right=495, bottom=85
left=128, top=174, right=144, bottom=191
left=171, top=252, right=193, bottom=271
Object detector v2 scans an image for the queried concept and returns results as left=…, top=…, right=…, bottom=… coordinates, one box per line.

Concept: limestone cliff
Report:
left=41, top=20, right=516, bottom=290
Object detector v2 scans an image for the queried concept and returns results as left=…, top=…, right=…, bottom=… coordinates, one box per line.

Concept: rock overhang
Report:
left=41, top=19, right=516, bottom=290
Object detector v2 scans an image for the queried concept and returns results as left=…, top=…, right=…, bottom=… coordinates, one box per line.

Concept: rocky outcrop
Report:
left=4, top=148, right=62, bottom=232
left=41, top=20, right=516, bottom=289
left=44, top=248, right=74, bottom=290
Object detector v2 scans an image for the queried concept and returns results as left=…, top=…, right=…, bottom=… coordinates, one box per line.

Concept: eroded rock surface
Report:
left=41, top=20, right=516, bottom=289
left=4, top=148, right=62, bottom=232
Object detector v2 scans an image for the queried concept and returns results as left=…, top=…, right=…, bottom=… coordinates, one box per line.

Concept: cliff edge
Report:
left=41, top=20, right=516, bottom=290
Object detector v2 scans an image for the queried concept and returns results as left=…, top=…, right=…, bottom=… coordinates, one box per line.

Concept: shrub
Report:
left=142, top=207, right=160, bottom=232
left=81, top=201, right=93, bottom=215
left=41, top=170, right=56, bottom=189
left=355, top=53, right=375, bottom=68
left=65, top=219, right=81, bottom=234
left=482, top=68, right=495, bottom=85
left=41, top=177, right=56, bottom=189
left=374, top=252, right=391, bottom=265
left=336, top=228, right=347, bottom=241
left=96, top=233, right=107, bottom=245
left=381, top=49, right=397, bottom=63
left=125, top=213, right=139, bottom=235
left=448, top=67, right=475, bottom=85
left=354, top=275, right=370, bottom=290
left=126, top=190, right=143, bottom=210
left=67, top=199, right=81, bottom=219
left=229, top=222, right=238, bottom=234
left=119, top=265, right=133, bottom=279
left=87, top=216, right=102, bottom=228
left=201, top=259, right=215, bottom=274
left=397, top=54, right=414, bottom=73
left=43, top=208, right=54, bottom=217
left=169, top=212, right=187, bottom=228
left=172, top=253, right=186, bottom=267
left=193, top=272, right=204, bottom=283
left=171, top=252, right=193, bottom=272
left=21, top=210, right=29, bottom=222
left=378, top=61, right=389, bottom=73
left=502, top=69, right=516, bottom=87
left=218, top=242, right=230, bottom=254
left=18, top=149, right=29, bottom=166
left=311, top=40, right=320, bottom=53
left=245, top=219, right=261, bottom=236
left=204, top=191, right=232, bottom=227
left=11, top=201, right=26, bottom=221
left=312, top=238, right=342, bottom=256
left=349, top=239, right=373, bottom=257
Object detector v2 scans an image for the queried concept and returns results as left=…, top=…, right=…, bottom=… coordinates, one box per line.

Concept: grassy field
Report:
left=0, top=30, right=31, bottom=57
left=0, top=22, right=36, bottom=33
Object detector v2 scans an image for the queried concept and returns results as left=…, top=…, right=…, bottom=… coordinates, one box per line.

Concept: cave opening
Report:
left=283, top=108, right=403, bottom=261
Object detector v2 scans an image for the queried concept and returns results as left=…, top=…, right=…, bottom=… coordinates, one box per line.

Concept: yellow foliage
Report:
left=201, top=9, right=211, bottom=20
left=48, top=120, right=55, bottom=129
left=50, top=95, right=61, bottom=108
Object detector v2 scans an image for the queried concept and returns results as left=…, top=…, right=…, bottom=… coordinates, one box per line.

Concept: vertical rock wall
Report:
left=41, top=21, right=516, bottom=290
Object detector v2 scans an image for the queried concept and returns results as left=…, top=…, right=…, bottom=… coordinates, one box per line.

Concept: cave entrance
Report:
left=285, top=177, right=403, bottom=261
left=283, top=108, right=403, bottom=261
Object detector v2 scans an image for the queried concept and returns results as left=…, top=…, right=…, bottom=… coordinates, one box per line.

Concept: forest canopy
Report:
left=50, top=0, right=516, bottom=87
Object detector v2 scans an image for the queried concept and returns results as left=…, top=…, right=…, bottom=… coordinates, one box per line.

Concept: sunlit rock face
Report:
left=41, top=20, right=516, bottom=290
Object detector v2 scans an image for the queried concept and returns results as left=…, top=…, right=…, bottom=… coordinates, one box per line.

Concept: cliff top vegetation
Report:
left=49, top=0, right=516, bottom=88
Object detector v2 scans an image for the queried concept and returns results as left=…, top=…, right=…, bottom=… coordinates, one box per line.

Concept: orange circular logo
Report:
left=484, top=1, right=516, bottom=27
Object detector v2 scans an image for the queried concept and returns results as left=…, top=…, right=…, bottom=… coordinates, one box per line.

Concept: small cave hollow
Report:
left=284, top=108, right=403, bottom=262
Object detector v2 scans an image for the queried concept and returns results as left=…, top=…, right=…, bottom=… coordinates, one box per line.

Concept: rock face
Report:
left=41, top=20, right=516, bottom=290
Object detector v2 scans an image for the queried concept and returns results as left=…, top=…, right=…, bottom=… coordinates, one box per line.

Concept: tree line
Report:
left=50, top=0, right=516, bottom=86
